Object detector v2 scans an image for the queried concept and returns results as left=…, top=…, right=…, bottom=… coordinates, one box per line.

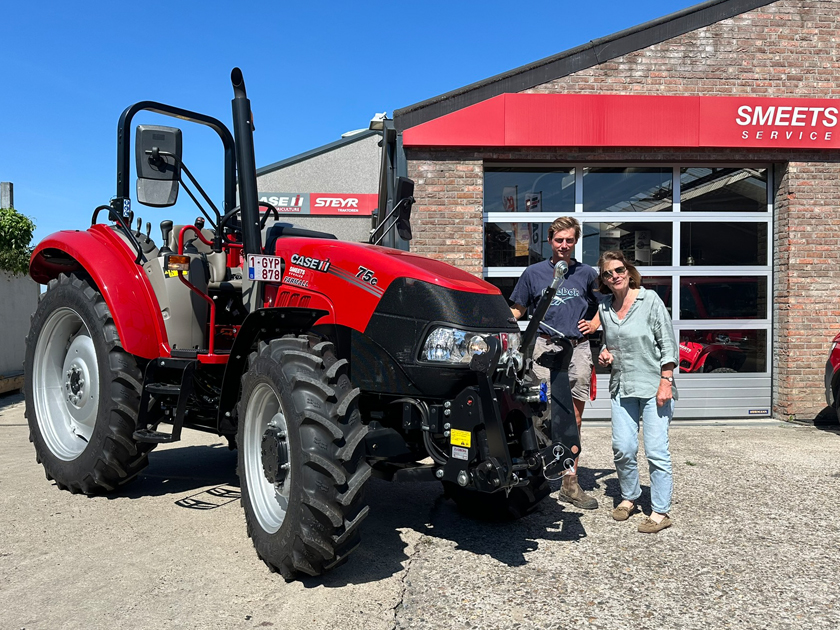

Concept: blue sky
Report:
left=1, top=0, right=698, bottom=245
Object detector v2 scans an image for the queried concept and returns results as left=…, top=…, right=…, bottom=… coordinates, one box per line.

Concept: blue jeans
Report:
left=610, top=395, right=674, bottom=514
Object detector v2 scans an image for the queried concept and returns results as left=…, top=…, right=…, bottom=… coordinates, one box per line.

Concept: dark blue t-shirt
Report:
left=509, top=259, right=599, bottom=339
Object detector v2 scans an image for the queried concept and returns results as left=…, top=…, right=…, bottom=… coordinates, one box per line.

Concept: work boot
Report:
left=558, top=474, right=598, bottom=510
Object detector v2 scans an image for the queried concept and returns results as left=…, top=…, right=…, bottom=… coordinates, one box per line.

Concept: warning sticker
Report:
left=451, top=446, right=469, bottom=461
left=450, top=429, right=471, bottom=448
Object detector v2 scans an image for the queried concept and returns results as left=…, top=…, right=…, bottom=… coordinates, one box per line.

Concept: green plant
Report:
left=0, top=207, right=35, bottom=276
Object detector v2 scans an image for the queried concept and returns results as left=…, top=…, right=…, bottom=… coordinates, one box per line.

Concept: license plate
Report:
left=247, top=254, right=283, bottom=282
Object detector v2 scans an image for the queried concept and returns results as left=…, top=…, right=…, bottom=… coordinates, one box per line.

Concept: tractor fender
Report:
left=29, top=225, right=169, bottom=360
left=217, top=307, right=331, bottom=434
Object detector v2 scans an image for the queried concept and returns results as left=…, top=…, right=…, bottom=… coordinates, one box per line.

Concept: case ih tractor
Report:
left=24, top=69, right=580, bottom=579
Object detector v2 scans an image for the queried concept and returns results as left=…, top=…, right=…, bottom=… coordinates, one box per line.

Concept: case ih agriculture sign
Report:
left=402, top=93, right=840, bottom=150
left=257, top=192, right=378, bottom=216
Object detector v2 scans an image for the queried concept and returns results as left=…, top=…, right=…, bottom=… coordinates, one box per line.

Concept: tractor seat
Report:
left=168, top=226, right=216, bottom=254
left=263, top=223, right=337, bottom=255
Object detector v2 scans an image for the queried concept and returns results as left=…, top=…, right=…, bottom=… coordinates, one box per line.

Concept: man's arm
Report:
left=511, top=303, right=527, bottom=320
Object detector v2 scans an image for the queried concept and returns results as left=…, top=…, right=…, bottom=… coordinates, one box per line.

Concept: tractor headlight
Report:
left=422, top=327, right=487, bottom=364
left=420, top=328, right=520, bottom=365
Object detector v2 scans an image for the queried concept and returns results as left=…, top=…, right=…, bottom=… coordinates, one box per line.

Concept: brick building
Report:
left=383, top=0, right=840, bottom=420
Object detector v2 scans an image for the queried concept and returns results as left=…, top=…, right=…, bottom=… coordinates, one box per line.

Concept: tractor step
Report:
left=136, top=358, right=197, bottom=445
left=145, top=382, right=181, bottom=396
left=133, top=428, right=178, bottom=443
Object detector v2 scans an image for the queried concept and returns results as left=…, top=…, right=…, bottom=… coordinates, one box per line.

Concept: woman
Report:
left=596, top=251, right=678, bottom=533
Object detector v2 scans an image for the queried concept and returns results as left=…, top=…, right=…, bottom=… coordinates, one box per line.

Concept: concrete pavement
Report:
left=1, top=391, right=838, bottom=630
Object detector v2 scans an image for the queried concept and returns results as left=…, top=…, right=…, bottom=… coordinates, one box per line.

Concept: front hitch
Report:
left=516, top=260, right=582, bottom=480
left=534, top=336, right=580, bottom=479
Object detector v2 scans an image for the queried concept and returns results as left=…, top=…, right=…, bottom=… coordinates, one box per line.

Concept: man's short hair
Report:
left=548, top=216, right=581, bottom=241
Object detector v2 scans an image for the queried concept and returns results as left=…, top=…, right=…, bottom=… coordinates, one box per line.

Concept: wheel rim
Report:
left=244, top=382, right=291, bottom=534
left=32, top=307, right=101, bottom=461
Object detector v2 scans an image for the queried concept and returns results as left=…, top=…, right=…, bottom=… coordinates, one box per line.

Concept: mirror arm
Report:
left=180, top=161, right=221, bottom=227
left=369, top=197, right=409, bottom=245
left=179, top=180, right=222, bottom=252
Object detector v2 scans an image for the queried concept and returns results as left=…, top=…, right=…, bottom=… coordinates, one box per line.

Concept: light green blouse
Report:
left=598, top=286, right=679, bottom=400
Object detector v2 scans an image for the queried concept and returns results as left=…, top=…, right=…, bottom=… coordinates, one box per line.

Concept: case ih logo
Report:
left=258, top=192, right=377, bottom=216
left=259, top=194, right=305, bottom=212
left=735, top=105, right=838, bottom=142
left=291, top=253, right=331, bottom=273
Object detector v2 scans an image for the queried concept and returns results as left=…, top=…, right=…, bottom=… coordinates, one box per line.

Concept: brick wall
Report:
left=407, top=155, right=484, bottom=275
left=405, top=0, right=840, bottom=419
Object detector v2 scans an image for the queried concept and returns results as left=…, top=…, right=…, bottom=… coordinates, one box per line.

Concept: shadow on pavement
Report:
left=312, top=479, right=433, bottom=588
left=423, top=493, right=587, bottom=565
left=0, top=390, right=24, bottom=410
left=315, top=471, right=602, bottom=587
left=114, top=443, right=239, bottom=499
left=576, top=465, right=616, bottom=494
left=810, top=406, right=840, bottom=434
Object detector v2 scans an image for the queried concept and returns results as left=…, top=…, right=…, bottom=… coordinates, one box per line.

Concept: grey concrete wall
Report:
left=257, top=134, right=381, bottom=243
left=0, top=272, right=39, bottom=375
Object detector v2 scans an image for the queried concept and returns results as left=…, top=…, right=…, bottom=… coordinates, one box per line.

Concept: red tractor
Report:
left=24, top=69, right=579, bottom=579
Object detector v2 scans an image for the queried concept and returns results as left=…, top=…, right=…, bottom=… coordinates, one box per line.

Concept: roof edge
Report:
left=257, top=129, right=381, bottom=177
left=394, top=0, right=778, bottom=131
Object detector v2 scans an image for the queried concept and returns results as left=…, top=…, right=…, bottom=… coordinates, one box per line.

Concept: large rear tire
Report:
left=24, top=273, right=153, bottom=494
left=237, top=336, right=370, bottom=579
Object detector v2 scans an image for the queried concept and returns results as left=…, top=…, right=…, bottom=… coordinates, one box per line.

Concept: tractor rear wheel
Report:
left=24, top=273, right=153, bottom=494
left=443, top=475, right=551, bottom=521
left=237, top=336, right=370, bottom=579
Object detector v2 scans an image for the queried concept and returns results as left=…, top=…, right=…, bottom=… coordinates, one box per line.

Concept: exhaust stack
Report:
left=230, top=68, right=261, bottom=257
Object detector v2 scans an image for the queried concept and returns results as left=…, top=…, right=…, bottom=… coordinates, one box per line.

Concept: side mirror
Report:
left=394, top=176, right=414, bottom=241
left=136, top=125, right=182, bottom=207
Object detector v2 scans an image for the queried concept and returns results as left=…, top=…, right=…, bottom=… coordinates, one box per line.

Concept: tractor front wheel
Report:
left=237, top=336, right=370, bottom=579
left=24, top=273, right=153, bottom=494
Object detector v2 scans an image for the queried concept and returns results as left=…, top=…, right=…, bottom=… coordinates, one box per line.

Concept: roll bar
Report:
left=113, top=101, right=237, bottom=238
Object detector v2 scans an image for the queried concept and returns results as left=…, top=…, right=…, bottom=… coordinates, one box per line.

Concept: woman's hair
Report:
left=596, top=250, right=642, bottom=295
left=547, top=216, right=581, bottom=241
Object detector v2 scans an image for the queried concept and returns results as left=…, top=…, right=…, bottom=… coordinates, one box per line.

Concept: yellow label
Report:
left=450, top=429, right=471, bottom=448
left=164, top=269, right=180, bottom=278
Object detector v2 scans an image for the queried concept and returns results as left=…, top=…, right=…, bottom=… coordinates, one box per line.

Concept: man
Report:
left=509, top=216, right=600, bottom=510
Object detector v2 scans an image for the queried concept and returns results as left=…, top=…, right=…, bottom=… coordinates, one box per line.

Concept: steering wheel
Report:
left=218, top=205, right=241, bottom=233
left=259, top=202, right=280, bottom=230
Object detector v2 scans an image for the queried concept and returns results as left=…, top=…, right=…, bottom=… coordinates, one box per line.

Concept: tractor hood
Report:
left=270, top=237, right=498, bottom=295
left=270, top=237, right=501, bottom=297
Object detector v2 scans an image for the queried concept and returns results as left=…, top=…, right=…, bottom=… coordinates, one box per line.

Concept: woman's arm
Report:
left=578, top=311, right=601, bottom=335
left=651, top=296, right=679, bottom=407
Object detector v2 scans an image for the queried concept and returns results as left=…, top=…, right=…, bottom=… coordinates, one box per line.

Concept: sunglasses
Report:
left=601, top=266, right=627, bottom=280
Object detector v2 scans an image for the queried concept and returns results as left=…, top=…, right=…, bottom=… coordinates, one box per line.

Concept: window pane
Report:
left=583, top=221, right=672, bottom=266
left=640, top=276, right=672, bottom=314
left=485, top=222, right=550, bottom=267
left=681, top=222, right=767, bottom=266
left=678, top=329, right=767, bottom=373
left=583, top=167, right=672, bottom=212
left=680, top=167, right=767, bottom=212
left=484, top=168, right=575, bottom=213
left=679, top=276, right=766, bottom=319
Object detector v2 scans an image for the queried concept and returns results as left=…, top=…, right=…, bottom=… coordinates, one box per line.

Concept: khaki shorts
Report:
left=532, top=337, right=593, bottom=402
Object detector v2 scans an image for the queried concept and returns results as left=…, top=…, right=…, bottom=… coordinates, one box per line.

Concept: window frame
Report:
left=483, top=163, right=773, bottom=376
